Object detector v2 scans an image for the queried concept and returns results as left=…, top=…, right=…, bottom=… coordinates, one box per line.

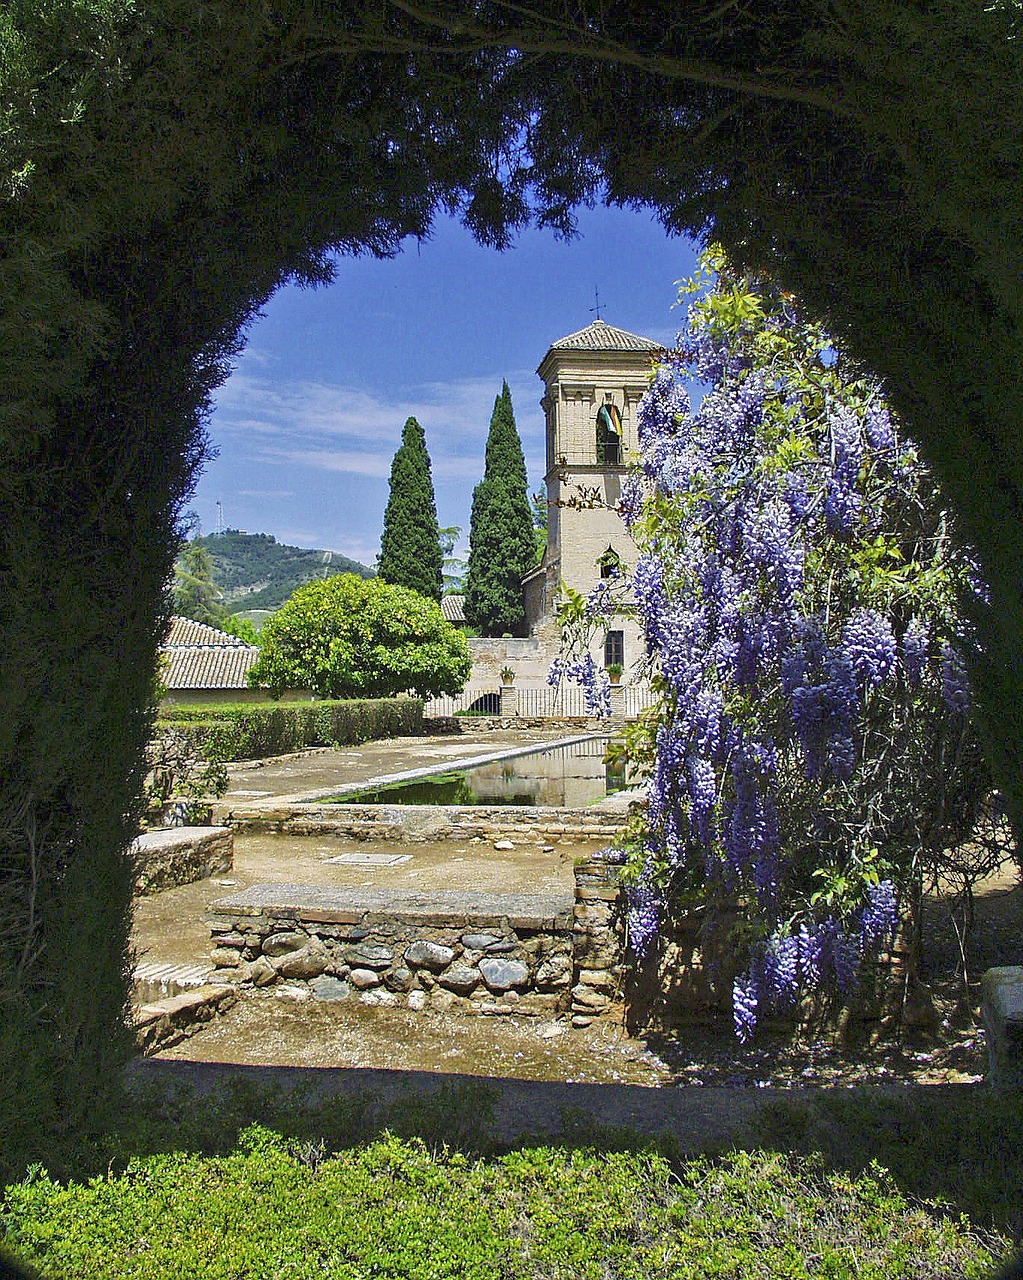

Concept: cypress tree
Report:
left=377, top=416, right=444, bottom=602
left=465, top=382, right=537, bottom=635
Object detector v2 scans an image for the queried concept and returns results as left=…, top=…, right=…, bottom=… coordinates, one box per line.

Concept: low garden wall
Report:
left=202, top=851, right=718, bottom=1027
left=134, top=825, right=233, bottom=896
left=206, top=883, right=576, bottom=1017
left=220, top=801, right=625, bottom=845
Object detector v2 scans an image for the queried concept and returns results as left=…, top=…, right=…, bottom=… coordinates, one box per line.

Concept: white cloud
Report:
left=210, top=367, right=546, bottom=487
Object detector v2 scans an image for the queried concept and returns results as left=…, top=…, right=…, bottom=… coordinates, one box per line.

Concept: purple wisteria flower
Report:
left=901, top=616, right=930, bottom=686
left=941, top=644, right=971, bottom=714
left=841, top=609, right=898, bottom=689
left=610, top=267, right=979, bottom=1042
left=626, top=885, right=661, bottom=960
left=860, top=880, right=898, bottom=947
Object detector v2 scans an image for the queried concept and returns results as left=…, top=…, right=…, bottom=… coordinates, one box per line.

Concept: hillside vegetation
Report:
left=189, top=532, right=373, bottom=613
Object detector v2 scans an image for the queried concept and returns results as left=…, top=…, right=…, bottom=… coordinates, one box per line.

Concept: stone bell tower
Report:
left=523, top=318, right=659, bottom=675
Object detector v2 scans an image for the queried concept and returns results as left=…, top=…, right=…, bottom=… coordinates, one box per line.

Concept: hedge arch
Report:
left=1, top=1, right=1020, bottom=1175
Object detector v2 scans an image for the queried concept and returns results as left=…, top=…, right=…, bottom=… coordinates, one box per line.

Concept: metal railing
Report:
left=423, top=683, right=659, bottom=720
left=423, top=689, right=502, bottom=717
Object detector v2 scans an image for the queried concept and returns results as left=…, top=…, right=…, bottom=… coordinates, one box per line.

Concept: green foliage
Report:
left=465, top=383, right=536, bottom=636
left=377, top=416, right=444, bottom=601
left=185, top=532, right=373, bottom=614
left=0, top=1131, right=995, bottom=1280
left=248, top=574, right=470, bottom=700
left=142, top=729, right=228, bottom=824
left=157, top=698, right=423, bottom=762
left=218, top=613, right=260, bottom=645
left=171, top=540, right=228, bottom=627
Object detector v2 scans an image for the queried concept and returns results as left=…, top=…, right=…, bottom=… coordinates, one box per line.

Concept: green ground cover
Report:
left=1, top=1080, right=1015, bottom=1280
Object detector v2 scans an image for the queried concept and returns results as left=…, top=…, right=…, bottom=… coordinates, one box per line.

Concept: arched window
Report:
left=596, top=403, right=622, bottom=465
left=598, top=546, right=622, bottom=579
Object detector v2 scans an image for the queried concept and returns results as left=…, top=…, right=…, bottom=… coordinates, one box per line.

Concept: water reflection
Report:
left=319, top=739, right=625, bottom=807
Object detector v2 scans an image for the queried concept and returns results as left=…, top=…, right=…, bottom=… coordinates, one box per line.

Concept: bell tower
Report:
left=523, top=318, right=659, bottom=674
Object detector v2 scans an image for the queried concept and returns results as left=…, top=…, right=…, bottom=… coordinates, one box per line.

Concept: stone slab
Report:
left=208, top=883, right=574, bottom=931
left=134, top=825, right=231, bottom=852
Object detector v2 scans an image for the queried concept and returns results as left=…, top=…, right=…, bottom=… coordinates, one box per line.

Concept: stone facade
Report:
left=221, top=800, right=626, bottom=844
left=528, top=319, right=658, bottom=678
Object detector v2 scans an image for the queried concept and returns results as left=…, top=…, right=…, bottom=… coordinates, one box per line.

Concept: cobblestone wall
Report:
left=207, top=885, right=575, bottom=1017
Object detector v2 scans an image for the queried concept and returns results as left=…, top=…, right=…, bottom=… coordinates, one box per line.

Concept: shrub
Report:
left=0, top=1130, right=996, bottom=1280
left=560, top=252, right=995, bottom=1039
left=248, top=574, right=471, bottom=700
left=156, top=698, right=423, bottom=762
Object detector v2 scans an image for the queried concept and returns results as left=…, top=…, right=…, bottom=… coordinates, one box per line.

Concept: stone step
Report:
left=134, top=960, right=213, bottom=1003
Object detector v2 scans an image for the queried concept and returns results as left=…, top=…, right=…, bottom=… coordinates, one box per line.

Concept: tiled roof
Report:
left=441, top=594, right=466, bottom=623
left=165, top=616, right=251, bottom=647
left=545, top=318, right=659, bottom=354
left=162, top=616, right=258, bottom=689
left=162, top=645, right=260, bottom=690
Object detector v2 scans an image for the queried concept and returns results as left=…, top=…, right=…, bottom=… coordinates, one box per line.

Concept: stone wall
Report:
left=133, top=825, right=233, bottom=896
left=223, top=801, right=626, bottom=845
left=206, top=884, right=574, bottom=1016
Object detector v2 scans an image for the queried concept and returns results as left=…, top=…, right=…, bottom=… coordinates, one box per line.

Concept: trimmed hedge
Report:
left=156, top=698, right=423, bottom=762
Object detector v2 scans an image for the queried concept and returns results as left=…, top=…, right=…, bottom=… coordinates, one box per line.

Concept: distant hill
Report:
left=193, top=531, right=374, bottom=613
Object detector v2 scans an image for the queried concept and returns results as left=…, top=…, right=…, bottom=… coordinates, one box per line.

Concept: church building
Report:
left=523, top=317, right=660, bottom=678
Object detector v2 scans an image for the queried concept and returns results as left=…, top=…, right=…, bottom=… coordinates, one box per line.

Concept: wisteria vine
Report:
left=558, top=252, right=991, bottom=1039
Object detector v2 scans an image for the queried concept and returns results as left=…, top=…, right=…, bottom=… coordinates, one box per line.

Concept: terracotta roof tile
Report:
left=162, top=616, right=258, bottom=689
left=545, top=318, right=659, bottom=354
left=441, top=594, right=465, bottom=623
left=162, top=645, right=260, bottom=690
left=165, top=616, right=251, bottom=647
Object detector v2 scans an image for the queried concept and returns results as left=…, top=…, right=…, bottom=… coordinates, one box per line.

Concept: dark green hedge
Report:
left=156, top=698, right=423, bottom=761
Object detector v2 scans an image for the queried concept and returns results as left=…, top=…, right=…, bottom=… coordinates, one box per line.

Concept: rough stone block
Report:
left=349, top=967, right=383, bottom=990
left=384, top=966, right=414, bottom=993
left=438, top=963, right=481, bottom=995
left=310, top=976, right=351, bottom=1002
left=249, top=956, right=277, bottom=987
left=262, top=931, right=308, bottom=957
left=982, top=967, right=1023, bottom=1089
left=273, top=939, right=330, bottom=979
left=404, top=940, right=455, bottom=971
left=345, top=943, right=394, bottom=970
left=479, top=957, right=529, bottom=992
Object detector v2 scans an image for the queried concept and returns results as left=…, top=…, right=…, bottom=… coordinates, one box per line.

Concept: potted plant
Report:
left=605, top=662, right=624, bottom=684
left=500, top=665, right=515, bottom=685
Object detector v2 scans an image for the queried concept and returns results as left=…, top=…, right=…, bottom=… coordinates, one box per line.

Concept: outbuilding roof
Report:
left=161, top=616, right=259, bottom=689
left=441, top=594, right=466, bottom=624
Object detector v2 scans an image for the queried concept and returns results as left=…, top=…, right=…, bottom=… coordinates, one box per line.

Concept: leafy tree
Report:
left=220, top=614, right=260, bottom=645
left=562, top=257, right=996, bottom=1037
left=248, top=574, right=470, bottom=700
left=465, top=382, right=536, bottom=635
left=439, top=525, right=467, bottom=595
left=172, top=540, right=228, bottom=627
left=377, top=417, right=444, bottom=601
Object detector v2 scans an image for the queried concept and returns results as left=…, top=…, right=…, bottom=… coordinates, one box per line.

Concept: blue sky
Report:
left=192, top=205, right=701, bottom=568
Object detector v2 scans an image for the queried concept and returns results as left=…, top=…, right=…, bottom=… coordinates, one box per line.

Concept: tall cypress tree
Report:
left=465, top=382, right=537, bottom=635
left=377, top=416, right=443, bottom=602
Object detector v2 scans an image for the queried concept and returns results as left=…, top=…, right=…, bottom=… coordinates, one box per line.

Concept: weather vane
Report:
left=590, top=287, right=603, bottom=321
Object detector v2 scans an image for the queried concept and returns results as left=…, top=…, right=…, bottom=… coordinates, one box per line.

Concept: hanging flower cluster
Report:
left=573, top=253, right=989, bottom=1039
